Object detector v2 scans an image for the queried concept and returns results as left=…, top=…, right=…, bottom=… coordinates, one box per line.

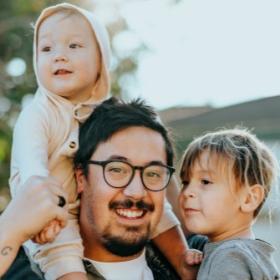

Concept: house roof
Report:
left=165, top=95, right=280, bottom=144
left=159, top=105, right=212, bottom=123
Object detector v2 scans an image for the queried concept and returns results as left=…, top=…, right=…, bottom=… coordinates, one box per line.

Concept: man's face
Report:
left=77, top=126, right=167, bottom=261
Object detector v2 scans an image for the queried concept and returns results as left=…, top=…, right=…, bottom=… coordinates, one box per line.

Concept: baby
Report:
left=179, top=128, right=280, bottom=279
left=9, top=3, right=111, bottom=279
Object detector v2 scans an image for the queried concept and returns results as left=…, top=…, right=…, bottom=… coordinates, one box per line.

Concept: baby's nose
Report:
left=54, top=49, right=68, bottom=62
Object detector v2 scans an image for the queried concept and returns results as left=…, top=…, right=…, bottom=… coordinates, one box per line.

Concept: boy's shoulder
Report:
left=198, top=238, right=279, bottom=280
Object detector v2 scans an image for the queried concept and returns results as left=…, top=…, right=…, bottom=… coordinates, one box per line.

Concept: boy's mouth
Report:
left=54, top=69, right=72, bottom=75
left=183, top=208, right=200, bottom=215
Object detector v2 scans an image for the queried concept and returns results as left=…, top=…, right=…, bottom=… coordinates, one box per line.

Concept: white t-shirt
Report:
left=85, top=250, right=154, bottom=280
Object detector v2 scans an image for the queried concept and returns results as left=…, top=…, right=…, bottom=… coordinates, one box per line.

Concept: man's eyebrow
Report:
left=149, top=160, right=167, bottom=166
left=106, top=156, right=166, bottom=166
left=107, top=155, right=128, bottom=161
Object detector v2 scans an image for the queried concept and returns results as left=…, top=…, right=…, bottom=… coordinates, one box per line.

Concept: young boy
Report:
left=179, top=128, right=280, bottom=279
left=9, top=3, right=199, bottom=279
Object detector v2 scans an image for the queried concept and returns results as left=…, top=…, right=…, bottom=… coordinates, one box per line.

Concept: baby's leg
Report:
left=29, top=212, right=86, bottom=280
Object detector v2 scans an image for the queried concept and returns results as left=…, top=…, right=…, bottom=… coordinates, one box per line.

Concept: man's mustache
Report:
left=109, top=199, right=154, bottom=212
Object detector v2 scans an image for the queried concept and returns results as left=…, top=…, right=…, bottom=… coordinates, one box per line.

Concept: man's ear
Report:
left=240, top=184, right=265, bottom=213
left=75, top=168, right=86, bottom=194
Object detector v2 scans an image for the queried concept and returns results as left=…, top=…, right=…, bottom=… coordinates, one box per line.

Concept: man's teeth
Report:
left=116, top=209, right=144, bottom=218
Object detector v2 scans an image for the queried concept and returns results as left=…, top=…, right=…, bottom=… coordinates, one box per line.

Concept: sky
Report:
left=95, top=0, right=280, bottom=110
left=6, top=0, right=280, bottom=110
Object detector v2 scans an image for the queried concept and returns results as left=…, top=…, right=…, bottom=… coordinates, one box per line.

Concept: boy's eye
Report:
left=41, top=46, right=51, bottom=52
left=181, top=180, right=189, bottom=189
left=69, top=43, right=81, bottom=49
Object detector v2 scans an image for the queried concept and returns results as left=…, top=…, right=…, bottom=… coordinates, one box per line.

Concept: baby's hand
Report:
left=179, top=249, right=203, bottom=279
left=32, top=219, right=61, bottom=244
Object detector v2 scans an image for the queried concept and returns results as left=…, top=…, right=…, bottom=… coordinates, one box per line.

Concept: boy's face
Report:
left=179, top=150, right=246, bottom=242
left=37, top=12, right=101, bottom=103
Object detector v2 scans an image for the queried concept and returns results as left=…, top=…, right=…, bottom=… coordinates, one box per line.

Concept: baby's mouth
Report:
left=54, top=69, right=72, bottom=75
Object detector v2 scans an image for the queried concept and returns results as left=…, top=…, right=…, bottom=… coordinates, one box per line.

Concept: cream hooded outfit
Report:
left=9, top=3, right=179, bottom=280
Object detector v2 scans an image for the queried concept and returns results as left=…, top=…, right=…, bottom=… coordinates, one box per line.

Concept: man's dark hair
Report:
left=74, top=97, right=174, bottom=175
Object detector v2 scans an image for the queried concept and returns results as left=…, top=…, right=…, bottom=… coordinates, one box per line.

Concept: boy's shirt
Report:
left=197, top=238, right=279, bottom=280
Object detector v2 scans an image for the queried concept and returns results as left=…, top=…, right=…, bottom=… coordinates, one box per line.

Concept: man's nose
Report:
left=123, top=171, right=147, bottom=199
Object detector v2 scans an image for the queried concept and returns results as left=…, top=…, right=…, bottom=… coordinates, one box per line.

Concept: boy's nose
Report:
left=182, top=183, right=196, bottom=198
left=123, top=171, right=147, bottom=200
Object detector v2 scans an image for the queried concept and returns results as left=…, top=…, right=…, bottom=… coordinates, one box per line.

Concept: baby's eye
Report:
left=69, top=43, right=81, bottom=49
left=201, top=179, right=211, bottom=185
left=41, top=46, right=51, bottom=52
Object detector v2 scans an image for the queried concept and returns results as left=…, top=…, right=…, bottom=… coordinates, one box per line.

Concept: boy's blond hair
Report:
left=180, top=128, right=278, bottom=216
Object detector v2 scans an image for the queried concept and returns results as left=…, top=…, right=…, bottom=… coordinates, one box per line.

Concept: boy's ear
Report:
left=75, top=168, right=86, bottom=194
left=240, top=184, right=265, bottom=213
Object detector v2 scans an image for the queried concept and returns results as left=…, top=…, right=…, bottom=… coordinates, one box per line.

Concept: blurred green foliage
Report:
left=0, top=0, right=146, bottom=208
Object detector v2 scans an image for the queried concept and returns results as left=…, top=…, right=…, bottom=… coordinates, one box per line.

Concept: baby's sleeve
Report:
left=10, top=105, right=86, bottom=278
left=30, top=213, right=86, bottom=280
left=10, top=105, right=49, bottom=196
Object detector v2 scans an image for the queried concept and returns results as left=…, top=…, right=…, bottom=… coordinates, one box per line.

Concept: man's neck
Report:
left=85, top=250, right=154, bottom=280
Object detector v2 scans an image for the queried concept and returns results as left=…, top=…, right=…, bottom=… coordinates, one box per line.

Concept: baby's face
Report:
left=179, top=150, right=245, bottom=242
left=37, top=12, right=101, bottom=103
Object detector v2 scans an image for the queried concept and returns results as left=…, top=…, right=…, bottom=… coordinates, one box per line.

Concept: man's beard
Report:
left=99, top=198, right=154, bottom=257
left=101, top=227, right=150, bottom=257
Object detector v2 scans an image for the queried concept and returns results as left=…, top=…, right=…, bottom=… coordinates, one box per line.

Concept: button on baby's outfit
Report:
left=69, top=141, right=76, bottom=149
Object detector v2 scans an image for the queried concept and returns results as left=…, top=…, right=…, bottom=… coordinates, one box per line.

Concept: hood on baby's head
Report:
left=33, top=2, right=111, bottom=101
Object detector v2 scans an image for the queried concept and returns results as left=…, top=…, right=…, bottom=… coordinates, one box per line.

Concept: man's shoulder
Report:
left=5, top=244, right=180, bottom=280
left=83, top=243, right=180, bottom=280
left=83, top=244, right=180, bottom=280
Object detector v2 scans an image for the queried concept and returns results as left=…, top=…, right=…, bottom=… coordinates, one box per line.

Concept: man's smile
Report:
left=109, top=199, right=154, bottom=226
left=115, top=208, right=146, bottom=219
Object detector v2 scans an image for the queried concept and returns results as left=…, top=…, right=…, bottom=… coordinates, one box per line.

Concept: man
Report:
left=73, top=97, right=189, bottom=279
left=3, top=97, right=199, bottom=279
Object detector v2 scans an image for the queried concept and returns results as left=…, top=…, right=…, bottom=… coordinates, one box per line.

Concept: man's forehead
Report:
left=92, top=126, right=167, bottom=164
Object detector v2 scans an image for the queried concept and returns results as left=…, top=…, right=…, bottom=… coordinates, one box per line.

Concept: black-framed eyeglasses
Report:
left=88, top=159, right=175, bottom=192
